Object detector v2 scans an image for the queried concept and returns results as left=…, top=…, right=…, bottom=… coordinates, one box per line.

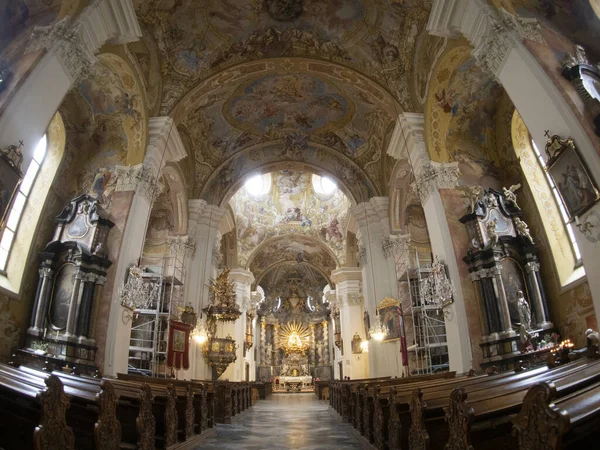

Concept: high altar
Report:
left=256, top=275, right=332, bottom=381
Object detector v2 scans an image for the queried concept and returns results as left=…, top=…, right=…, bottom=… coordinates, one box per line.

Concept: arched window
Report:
left=0, top=135, right=47, bottom=272
left=530, top=138, right=582, bottom=264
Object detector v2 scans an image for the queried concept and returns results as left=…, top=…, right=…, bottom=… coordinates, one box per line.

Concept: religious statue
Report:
left=502, top=184, right=521, bottom=210
left=514, top=217, right=534, bottom=244
left=486, top=218, right=498, bottom=248
left=517, top=290, right=532, bottom=331
left=463, top=185, right=484, bottom=213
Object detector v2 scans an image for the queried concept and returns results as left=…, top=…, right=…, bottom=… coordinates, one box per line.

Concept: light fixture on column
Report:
left=369, top=314, right=388, bottom=342
left=118, top=122, right=175, bottom=322
left=420, top=256, right=455, bottom=309
left=119, top=262, right=160, bottom=323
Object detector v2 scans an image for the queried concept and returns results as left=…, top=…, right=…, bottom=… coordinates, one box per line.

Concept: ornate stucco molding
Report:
left=168, top=236, right=196, bottom=259
left=346, top=293, right=364, bottom=307
left=472, top=8, right=545, bottom=78
left=356, top=247, right=367, bottom=267
left=428, top=0, right=545, bottom=79
left=382, top=234, right=411, bottom=259
left=114, top=163, right=163, bottom=203
left=25, top=0, right=141, bottom=82
left=411, top=161, right=461, bottom=204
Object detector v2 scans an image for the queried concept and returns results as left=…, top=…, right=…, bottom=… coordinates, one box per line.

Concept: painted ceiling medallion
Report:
left=264, top=0, right=304, bottom=22
left=224, top=73, right=354, bottom=135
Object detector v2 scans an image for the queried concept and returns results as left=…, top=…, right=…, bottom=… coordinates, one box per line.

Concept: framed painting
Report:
left=545, top=135, right=600, bottom=220
left=0, top=144, right=23, bottom=237
left=172, top=329, right=186, bottom=352
left=377, top=297, right=401, bottom=342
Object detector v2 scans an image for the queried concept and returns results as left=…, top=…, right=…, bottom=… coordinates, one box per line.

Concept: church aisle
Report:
left=196, top=393, right=362, bottom=449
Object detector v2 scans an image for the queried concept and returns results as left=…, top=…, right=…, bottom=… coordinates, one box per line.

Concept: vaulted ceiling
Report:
left=229, top=170, right=349, bottom=267
left=132, top=0, right=434, bottom=205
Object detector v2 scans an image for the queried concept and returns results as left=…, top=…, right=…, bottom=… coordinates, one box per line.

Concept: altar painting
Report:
left=500, top=258, right=528, bottom=327
left=377, top=297, right=401, bottom=342
left=0, top=151, right=21, bottom=237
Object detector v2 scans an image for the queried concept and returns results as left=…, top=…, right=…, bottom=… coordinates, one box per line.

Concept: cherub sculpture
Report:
left=514, top=217, right=534, bottom=244
left=502, top=184, right=522, bottom=210
left=462, top=185, right=484, bottom=214
left=486, top=218, right=499, bottom=248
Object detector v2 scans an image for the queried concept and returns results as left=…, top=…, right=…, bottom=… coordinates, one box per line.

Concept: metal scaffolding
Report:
left=395, top=245, right=449, bottom=375
left=127, top=253, right=185, bottom=377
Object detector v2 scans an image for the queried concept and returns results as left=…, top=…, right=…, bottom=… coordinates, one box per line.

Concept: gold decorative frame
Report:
left=545, top=134, right=600, bottom=220
left=0, top=143, right=23, bottom=240
left=377, top=297, right=401, bottom=342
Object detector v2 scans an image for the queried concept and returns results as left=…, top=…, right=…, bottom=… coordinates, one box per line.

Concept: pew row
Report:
left=0, top=363, right=256, bottom=450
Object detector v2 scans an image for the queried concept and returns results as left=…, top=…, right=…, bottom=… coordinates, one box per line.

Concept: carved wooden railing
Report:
left=512, top=383, right=569, bottom=450
left=444, top=388, right=474, bottom=450
left=94, top=381, right=121, bottom=450
left=34, top=375, right=75, bottom=450
left=137, top=384, right=155, bottom=450
left=408, top=388, right=429, bottom=450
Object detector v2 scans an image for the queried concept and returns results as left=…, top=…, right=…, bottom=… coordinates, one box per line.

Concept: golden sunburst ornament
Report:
left=279, top=320, right=311, bottom=355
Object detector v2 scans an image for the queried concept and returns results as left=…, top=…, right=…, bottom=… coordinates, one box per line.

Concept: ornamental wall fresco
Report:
left=134, top=0, right=432, bottom=114
left=248, top=234, right=337, bottom=287
left=230, top=170, right=350, bottom=267
left=170, top=57, right=397, bottom=204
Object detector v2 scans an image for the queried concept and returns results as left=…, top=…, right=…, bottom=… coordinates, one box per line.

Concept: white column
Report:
left=184, top=201, right=230, bottom=380
left=0, top=0, right=141, bottom=169
left=388, top=112, right=472, bottom=373
left=350, top=198, right=403, bottom=377
left=331, top=267, right=369, bottom=379
left=103, top=118, right=185, bottom=376
left=428, top=0, right=600, bottom=328
left=222, top=268, right=254, bottom=381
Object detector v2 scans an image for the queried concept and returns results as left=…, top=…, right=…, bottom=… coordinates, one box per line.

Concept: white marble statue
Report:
left=517, top=290, right=532, bottom=331
left=514, top=217, right=534, bottom=244
left=502, top=184, right=521, bottom=210
left=486, top=218, right=498, bottom=248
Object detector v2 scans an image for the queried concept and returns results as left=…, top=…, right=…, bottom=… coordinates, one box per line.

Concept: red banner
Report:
left=397, top=305, right=409, bottom=368
left=167, top=320, right=192, bottom=370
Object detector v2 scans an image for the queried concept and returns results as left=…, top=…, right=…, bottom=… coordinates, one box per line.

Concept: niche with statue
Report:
left=460, top=186, right=553, bottom=370
left=20, top=195, right=114, bottom=373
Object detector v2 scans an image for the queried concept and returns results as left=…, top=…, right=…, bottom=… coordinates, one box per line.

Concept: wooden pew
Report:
left=405, top=357, right=600, bottom=450
left=117, top=372, right=214, bottom=435
left=0, top=364, right=120, bottom=450
left=513, top=380, right=600, bottom=450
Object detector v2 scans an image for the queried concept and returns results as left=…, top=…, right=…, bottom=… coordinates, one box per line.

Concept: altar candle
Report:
left=56, top=330, right=59, bottom=341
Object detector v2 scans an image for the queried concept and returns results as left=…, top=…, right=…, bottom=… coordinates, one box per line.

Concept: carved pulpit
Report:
left=460, top=187, right=553, bottom=370
left=23, top=195, right=114, bottom=372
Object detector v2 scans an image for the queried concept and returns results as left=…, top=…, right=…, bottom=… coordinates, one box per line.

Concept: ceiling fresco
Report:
left=171, top=58, right=395, bottom=203
left=427, top=46, right=519, bottom=188
left=229, top=170, right=350, bottom=267
left=57, top=53, right=147, bottom=213
left=224, top=73, right=354, bottom=134
left=134, top=0, right=432, bottom=114
left=248, top=234, right=338, bottom=287
left=256, top=263, right=330, bottom=323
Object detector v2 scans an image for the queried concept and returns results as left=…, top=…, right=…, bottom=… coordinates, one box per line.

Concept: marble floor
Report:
left=196, top=393, right=363, bottom=449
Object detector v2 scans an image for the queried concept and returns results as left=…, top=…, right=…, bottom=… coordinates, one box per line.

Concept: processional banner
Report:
left=167, top=320, right=192, bottom=370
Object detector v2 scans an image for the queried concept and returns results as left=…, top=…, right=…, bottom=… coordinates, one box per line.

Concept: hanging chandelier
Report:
left=420, top=256, right=455, bottom=308
left=118, top=263, right=160, bottom=311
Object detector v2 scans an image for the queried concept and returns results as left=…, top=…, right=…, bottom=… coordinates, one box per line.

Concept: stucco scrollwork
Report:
left=472, top=7, right=545, bottom=78
left=26, top=17, right=95, bottom=83
left=382, top=234, right=410, bottom=259
left=411, top=161, right=461, bottom=204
